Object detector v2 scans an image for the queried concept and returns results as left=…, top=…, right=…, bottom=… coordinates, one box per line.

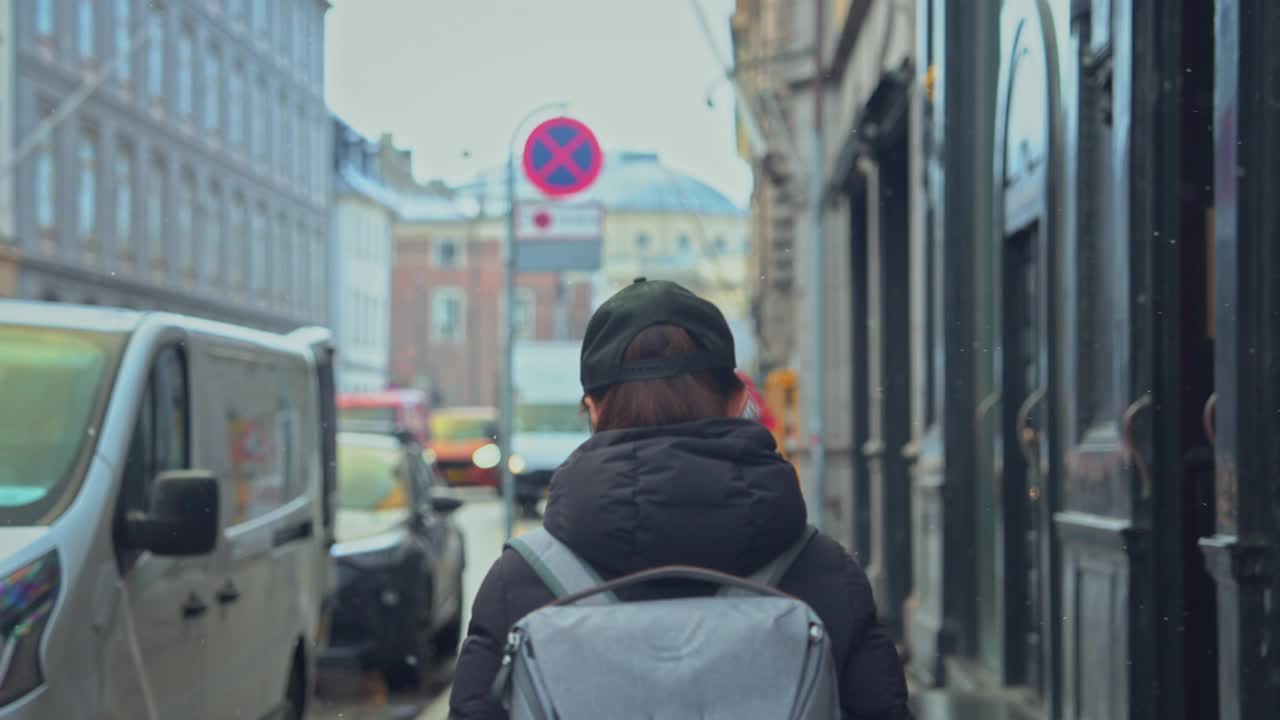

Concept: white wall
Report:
left=332, top=195, right=394, bottom=392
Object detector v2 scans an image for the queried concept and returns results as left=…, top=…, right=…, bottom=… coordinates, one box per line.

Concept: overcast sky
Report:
left=324, top=0, right=753, bottom=208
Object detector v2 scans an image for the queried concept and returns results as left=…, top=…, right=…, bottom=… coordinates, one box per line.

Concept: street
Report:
left=308, top=490, right=539, bottom=720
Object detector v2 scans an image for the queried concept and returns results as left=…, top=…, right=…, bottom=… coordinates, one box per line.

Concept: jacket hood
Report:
left=542, top=418, right=807, bottom=579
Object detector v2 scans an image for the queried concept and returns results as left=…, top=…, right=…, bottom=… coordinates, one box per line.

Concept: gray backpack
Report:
left=491, top=526, right=841, bottom=719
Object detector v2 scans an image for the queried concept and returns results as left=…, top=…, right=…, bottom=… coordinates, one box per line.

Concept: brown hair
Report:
left=585, top=324, right=744, bottom=432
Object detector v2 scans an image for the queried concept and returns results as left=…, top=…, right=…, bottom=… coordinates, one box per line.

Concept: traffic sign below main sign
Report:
left=515, top=202, right=604, bottom=241
left=522, top=117, right=603, bottom=197
left=513, top=201, right=603, bottom=273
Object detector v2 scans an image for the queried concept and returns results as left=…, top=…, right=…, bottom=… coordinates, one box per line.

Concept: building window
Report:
left=277, top=215, right=292, bottom=305
left=311, top=235, right=325, bottom=316
left=513, top=288, right=536, bottom=341
left=77, top=129, right=99, bottom=250
left=676, top=233, right=691, bottom=253
left=276, top=1, right=291, bottom=64
left=634, top=233, right=650, bottom=252
left=296, top=105, right=307, bottom=185
left=295, top=222, right=308, bottom=315
left=34, top=139, right=56, bottom=236
left=147, top=157, right=166, bottom=269
left=206, top=184, right=222, bottom=283
left=431, top=288, right=464, bottom=343
left=177, top=27, right=194, bottom=119
left=36, top=0, right=55, bottom=37
left=147, top=11, right=164, bottom=102
left=712, top=235, right=727, bottom=253
left=230, top=195, right=247, bottom=288
left=314, top=121, right=326, bottom=201
left=252, top=1, right=267, bottom=38
left=254, top=77, right=268, bottom=160
left=205, top=46, right=221, bottom=133
left=176, top=171, right=195, bottom=274
left=432, top=238, right=461, bottom=268
left=294, top=1, right=308, bottom=71
left=115, top=143, right=135, bottom=258
left=228, top=65, right=244, bottom=147
left=250, top=207, right=267, bottom=294
left=77, top=0, right=96, bottom=61
left=115, top=0, right=132, bottom=81
left=278, top=92, right=290, bottom=179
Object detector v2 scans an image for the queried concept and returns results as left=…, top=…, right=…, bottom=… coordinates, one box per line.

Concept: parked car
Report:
left=0, top=301, right=335, bottom=720
left=337, top=389, right=432, bottom=448
left=429, top=407, right=500, bottom=489
left=321, top=431, right=466, bottom=690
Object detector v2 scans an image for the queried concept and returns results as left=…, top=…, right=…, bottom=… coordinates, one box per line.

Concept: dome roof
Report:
left=455, top=151, right=744, bottom=218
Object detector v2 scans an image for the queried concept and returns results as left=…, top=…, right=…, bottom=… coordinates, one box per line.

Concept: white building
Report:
left=331, top=119, right=396, bottom=393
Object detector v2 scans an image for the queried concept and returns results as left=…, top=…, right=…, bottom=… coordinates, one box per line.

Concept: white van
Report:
left=509, top=341, right=592, bottom=515
left=0, top=301, right=336, bottom=719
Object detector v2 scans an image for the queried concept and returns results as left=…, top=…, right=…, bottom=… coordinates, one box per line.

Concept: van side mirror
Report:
left=430, top=495, right=464, bottom=515
left=126, top=470, right=220, bottom=556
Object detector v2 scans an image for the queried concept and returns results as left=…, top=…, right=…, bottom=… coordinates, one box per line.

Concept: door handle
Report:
left=181, top=593, right=208, bottom=619
left=974, top=391, right=1001, bottom=433
left=1202, top=392, right=1217, bottom=448
left=1016, top=386, right=1047, bottom=468
left=1121, top=393, right=1154, bottom=498
left=216, top=582, right=240, bottom=606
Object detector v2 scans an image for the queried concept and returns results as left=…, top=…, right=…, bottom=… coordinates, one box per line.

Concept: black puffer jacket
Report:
left=449, top=418, right=912, bottom=719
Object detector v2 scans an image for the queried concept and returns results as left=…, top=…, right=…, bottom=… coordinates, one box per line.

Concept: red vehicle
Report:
left=336, top=389, right=432, bottom=447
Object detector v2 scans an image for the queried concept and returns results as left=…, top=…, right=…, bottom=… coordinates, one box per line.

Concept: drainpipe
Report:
left=808, top=0, right=827, bottom=530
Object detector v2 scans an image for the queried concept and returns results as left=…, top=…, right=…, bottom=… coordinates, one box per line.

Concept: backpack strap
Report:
left=720, top=525, right=818, bottom=597
left=507, top=527, right=618, bottom=605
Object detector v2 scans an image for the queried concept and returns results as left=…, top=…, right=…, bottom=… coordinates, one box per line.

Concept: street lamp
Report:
left=500, top=101, right=569, bottom=542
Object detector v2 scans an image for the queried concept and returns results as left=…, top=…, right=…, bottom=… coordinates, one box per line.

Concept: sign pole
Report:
left=501, top=101, right=568, bottom=542
left=502, top=142, right=518, bottom=542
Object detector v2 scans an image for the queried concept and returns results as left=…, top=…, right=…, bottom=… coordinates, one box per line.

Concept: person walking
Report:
left=450, top=278, right=912, bottom=719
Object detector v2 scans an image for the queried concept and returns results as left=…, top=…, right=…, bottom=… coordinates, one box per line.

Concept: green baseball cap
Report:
left=580, top=278, right=737, bottom=392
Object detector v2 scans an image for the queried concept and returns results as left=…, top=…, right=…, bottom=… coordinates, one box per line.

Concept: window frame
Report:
left=431, top=287, right=466, bottom=344
left=114, top=140, right=136, bottom=260
left=176, top=24, right=195, bottom=121
left=35, top=0, right=55, bottom=38
left=77, top=126, right=100, bottom=252
left=146, top=10, right=165, bottom=103
left=512, top=287, right=536, bottom=341
left=34, top=134, right=56, bottom=236
left=431, top=238, right=463, bottom=269
left=115, top=344, right=191, bottom=570
left=146, top=155, right=167, bottom=270
left=115, top=0, right=133, bottom=82
left=204, top=42, right=222, bottom=134
left=77, top=0, right=97, bottom=63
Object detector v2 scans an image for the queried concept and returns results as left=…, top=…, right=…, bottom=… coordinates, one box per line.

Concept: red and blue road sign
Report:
left=522, top=117, right=603, bottom=197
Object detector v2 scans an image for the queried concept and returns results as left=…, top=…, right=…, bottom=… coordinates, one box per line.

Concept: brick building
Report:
left=389, top=194, right=593, bottom=407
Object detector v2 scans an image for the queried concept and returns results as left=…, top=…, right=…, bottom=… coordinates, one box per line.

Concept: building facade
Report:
left=739, top=0, right=1280, bottom=718
left=389, top=195, right=594, bottom=408
left=388, top=150, right=747, bottom=408
left=5, top=0, right=331, bottom=331
left=331, top=118, right=396, bottom=393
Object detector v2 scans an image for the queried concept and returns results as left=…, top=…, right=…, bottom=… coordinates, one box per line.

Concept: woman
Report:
left=450, top=278, right=912, bottom=719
